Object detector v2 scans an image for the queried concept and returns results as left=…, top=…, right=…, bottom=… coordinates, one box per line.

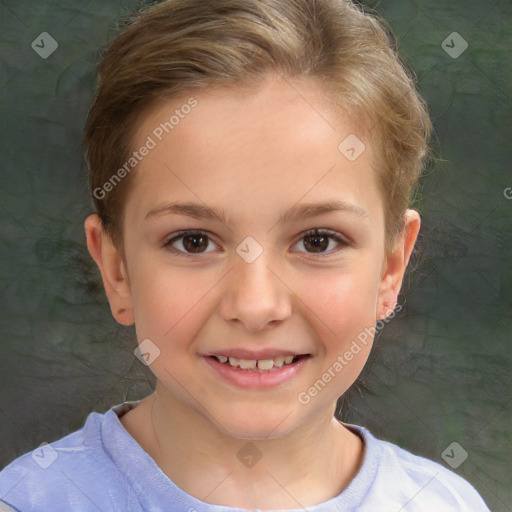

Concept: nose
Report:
left=219, top=250, right=292, bottom=332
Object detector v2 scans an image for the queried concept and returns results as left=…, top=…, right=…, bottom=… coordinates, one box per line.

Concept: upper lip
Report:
left=203, top=349, right=310, bottom=360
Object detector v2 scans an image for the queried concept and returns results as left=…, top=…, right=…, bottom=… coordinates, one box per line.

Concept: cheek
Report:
left=300, top=261, right=381, bottom=333
left=296, top=260, right=381, bottom=380
left=130, top=267, right=216, bottom=386
left=130, top=263, right=213, bottom=344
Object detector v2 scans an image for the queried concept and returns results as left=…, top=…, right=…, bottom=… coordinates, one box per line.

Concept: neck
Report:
left=121, top=385, right=363, bottom=510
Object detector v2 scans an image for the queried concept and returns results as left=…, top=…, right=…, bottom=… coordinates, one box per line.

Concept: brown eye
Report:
left=182, top=234, right=209, bottom=253
left=303, top=232, right=329, bottom=253
left=292, top=228, right=349, bottom=256
left=164, top=230, right=218, bottom=256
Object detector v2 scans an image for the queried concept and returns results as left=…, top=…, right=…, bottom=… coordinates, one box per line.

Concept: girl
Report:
left=0, top=0, right=490, bottom=510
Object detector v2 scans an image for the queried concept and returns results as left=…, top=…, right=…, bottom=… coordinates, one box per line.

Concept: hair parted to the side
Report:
left=84, top=0, right=431, bottom=253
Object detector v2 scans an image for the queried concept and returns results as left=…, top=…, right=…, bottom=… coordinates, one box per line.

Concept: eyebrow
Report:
left=144, top=199, right=367, bottom=224
left=278, top=200, right=367, bottom=224
left=145, top=202, right=227, bottom=223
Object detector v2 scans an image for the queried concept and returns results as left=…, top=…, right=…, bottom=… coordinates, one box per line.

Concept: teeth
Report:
left=239, top=359, right=256, bottom=369
left=257, top=359, right=274, bottom=370
left=273, top=355, right=285, bottom=368
left=214, top=354, right=299, bottom=370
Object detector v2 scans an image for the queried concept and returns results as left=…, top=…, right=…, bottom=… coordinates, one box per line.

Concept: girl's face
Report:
left=102, top=74, right=415, bottom=439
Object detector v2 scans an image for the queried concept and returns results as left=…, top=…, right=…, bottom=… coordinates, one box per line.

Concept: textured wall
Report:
left=0, top=0, right=510, bottom=509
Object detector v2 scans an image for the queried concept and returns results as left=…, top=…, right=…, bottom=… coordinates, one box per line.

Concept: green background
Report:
left=0, top=0, right=510, bottom=509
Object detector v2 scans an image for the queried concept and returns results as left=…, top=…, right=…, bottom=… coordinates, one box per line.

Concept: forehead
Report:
left=133, top=75, right=344, bottom=150
left=125, top=74, right=383, bottom=228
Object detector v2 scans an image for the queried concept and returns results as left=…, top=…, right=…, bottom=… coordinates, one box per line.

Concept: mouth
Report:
left=203, top=353, right=311, bottom=389
left=208, top=354, right=310, bottom=372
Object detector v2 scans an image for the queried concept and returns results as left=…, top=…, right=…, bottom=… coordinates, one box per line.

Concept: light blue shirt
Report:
left=0, top=401, right=490, bottom=511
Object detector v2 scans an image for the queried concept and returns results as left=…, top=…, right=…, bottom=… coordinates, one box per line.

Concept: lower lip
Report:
left=202, top=355, right=310, bottom=389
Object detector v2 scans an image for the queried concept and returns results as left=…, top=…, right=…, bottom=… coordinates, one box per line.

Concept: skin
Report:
left=85, top=73, right=420, bottom=510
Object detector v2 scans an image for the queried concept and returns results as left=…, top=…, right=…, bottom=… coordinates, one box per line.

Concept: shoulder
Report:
left=348, top=425, right=490, bottom=511
left=0, top=409, right=135, bottom=512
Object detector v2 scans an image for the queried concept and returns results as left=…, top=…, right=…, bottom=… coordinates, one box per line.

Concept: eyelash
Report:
left=163, top=228, right=350, bottom=258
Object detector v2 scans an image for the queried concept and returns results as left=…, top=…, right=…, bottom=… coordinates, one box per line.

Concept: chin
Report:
left=212, top=406, right=302, bottom=441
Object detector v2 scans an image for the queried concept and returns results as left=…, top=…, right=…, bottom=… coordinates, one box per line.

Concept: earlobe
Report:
left=377, top=209, right=420, bottom=320
left=84, top=214, right=135, bottom=325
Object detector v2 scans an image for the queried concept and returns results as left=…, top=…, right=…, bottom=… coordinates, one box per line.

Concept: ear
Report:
left=376, top=209, right=420, bottom=320
left=84, top=214, right=134, bottom=325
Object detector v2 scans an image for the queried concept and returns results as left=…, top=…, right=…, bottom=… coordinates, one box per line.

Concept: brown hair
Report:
left=84, top=0, right=431, bottom=252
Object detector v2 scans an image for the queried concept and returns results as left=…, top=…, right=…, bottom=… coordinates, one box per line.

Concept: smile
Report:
left=203, top=354, right=311, bottom=389
left=211, top=354, right=303, bottom=371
